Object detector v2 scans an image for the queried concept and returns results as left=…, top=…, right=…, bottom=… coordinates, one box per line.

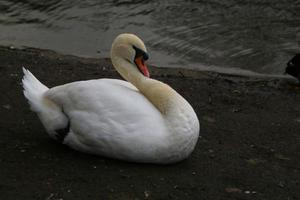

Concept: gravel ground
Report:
left=0, top=46, right=299, bottom=200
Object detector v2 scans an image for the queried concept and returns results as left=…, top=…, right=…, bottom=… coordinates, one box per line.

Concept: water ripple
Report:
left=0, top=0, right=299, bottom=74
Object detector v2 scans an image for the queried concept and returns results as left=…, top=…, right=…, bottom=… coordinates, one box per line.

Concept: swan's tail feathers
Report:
left=22, top=67, right=49, bottom=112
left=22, top=68, right=69, bottom=140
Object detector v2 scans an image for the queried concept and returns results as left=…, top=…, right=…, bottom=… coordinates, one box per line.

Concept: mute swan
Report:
left=22, top=33, right=200, bottom=164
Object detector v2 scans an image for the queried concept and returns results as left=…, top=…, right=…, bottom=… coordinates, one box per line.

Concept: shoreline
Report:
left=0, top=45, right=299, bottom=200
left=1, top=45, right=295, bottom=81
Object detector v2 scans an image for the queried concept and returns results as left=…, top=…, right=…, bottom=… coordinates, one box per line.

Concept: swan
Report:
left=22, top=33, right=200, bottom=164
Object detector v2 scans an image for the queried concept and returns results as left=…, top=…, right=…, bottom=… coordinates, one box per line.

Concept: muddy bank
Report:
left=0, top=46, right=299, bottom=200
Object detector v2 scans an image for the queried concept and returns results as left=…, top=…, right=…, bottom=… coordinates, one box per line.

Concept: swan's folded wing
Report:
left=44, top=79, right=167, bottom=142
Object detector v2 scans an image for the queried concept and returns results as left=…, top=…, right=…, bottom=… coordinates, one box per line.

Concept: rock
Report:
left=232, top=108, right=241, bottom=113
left=246, top=158, right=264, bottom=165
left=225, top=187, right=242, bottom=193
left=274, top=154, right=290, bottom=160
left=144, top=190, right=150, bottom=199
left=2, top=104, right=11, bottom=110
left=202, top=116, right=216, bottom=123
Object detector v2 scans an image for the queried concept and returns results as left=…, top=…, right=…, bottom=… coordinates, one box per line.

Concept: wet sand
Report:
left=0, top=46, right=299, bottom=200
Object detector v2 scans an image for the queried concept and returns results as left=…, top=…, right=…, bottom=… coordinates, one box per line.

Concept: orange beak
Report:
left=134, top=56, right=150, bottom=78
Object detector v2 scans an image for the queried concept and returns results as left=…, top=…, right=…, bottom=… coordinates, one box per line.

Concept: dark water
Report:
left=0, top=0, right=299, bottom=75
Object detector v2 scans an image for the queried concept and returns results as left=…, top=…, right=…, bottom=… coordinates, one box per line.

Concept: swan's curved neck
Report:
left=111, top=55, right=179, bottom=115
left=111, top=53, right=199, bottom=156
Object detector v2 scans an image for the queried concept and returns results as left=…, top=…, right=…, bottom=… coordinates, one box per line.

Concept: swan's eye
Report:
left=133, top=45, right=149, bottom=61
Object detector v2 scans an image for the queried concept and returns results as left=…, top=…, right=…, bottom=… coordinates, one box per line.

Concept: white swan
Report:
left=22, top=33, right=200, bottom=164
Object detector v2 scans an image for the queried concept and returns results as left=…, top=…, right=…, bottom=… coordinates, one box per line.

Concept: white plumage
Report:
left=22, top=34, right=200, bottom=164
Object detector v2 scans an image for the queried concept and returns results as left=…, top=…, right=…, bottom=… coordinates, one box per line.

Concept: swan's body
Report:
left=22, top=34, right=200, bottom=164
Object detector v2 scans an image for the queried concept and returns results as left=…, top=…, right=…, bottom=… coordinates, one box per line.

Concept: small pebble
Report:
left=208, top=149, right=214, bottom=153
left=278, top=181, right=285, bottom=188
left=225, top=187, right=242, bottom=193
left=202, top=116, right=215, bottom=123
left=232, top=108, right=241, bottom=113
left=275, top=153, right=290, bottom=160
left=45, top=193, right=54, bottom=200
left=2, top=104, right=11, bottom=110
left=208, top=96, right=212, bottom=104
left=233, top=90, right=241, bottom=94
left=10, top=73, right=18, bottom=77
left=144, top=190, right=150, bottom=198
left=246, top=158, right=263, bottom=165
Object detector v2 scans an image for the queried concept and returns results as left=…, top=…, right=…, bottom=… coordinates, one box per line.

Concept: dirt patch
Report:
left=0, top=46, right=299, bottom=200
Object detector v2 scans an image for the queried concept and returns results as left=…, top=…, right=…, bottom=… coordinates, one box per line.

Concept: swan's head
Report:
left=111, top=33, right=150, bottom=77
